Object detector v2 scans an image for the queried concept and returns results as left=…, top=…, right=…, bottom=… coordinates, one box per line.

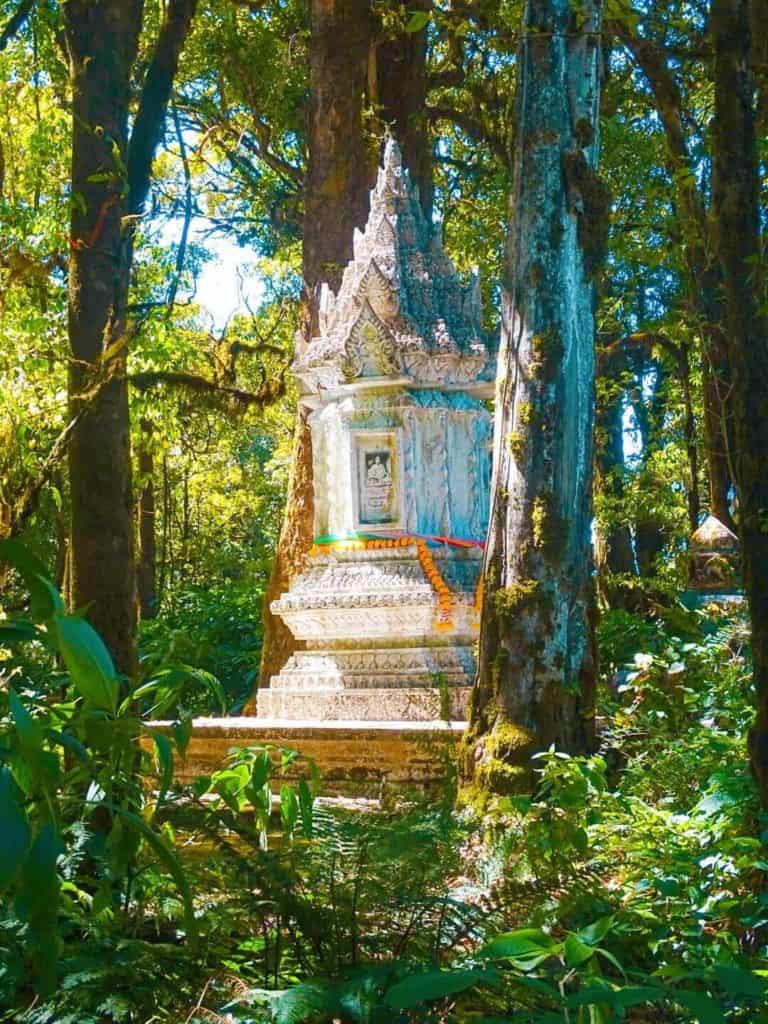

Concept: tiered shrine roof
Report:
left=295, top=139, right=495, bottom=393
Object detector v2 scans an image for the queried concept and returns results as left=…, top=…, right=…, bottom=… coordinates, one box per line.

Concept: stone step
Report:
left=256, top=686, right=470, bottom=722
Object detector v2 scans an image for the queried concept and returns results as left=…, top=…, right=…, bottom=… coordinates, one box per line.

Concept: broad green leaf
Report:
left=251, top=749, right=272, bottom=790
left=14, top=822, right=63, bottom=994
left=54, top=614, right=119, bottom=712
left=712, top=965, right=767, bottom=997
left=576, top=915, right=615, bottom=946
left=567, top=985, right=664, bottom=1009
left=565, top=932, right=596, bottom=967
left=280, top=783, right=298, bottom=836
left=0, top=768, right=31, bottom=890
left=9, top=688, right=43, bottom=752
left=152, top=732, right=175, bottom=809
left=298, top=777, right=314, bottom=838
left=674, top=989, right=726, bottom=1024
left=405, top=9, right=430, bottom=33
left=172, top=715, right=193, bottom=759
left=479, top=928, right=559, bottom=966
left=385, top=967, right=496, bottom=1009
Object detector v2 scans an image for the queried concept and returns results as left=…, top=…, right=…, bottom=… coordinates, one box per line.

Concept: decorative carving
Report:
left=294, top=139, right=495, bottom=393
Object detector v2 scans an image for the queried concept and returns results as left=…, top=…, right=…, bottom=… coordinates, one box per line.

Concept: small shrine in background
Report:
left=688, top=514, right=741, bottom=595
left=256, top=140, right=496, bottom=723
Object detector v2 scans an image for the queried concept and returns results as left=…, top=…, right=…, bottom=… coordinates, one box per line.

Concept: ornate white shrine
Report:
left=257, top=140, right=495, bottom=723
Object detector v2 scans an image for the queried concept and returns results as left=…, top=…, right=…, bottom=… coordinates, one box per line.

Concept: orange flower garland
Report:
left=309, top=535, right=455, bottom=632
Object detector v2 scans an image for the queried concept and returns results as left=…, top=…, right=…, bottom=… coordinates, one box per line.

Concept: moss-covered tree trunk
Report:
left=465, top=0, right=605, bottom=794
left=710, top=0, right=768, bottom=805
left=64, top=0, right=195, bottom=674
left=257, top=0, right=373, bottom=693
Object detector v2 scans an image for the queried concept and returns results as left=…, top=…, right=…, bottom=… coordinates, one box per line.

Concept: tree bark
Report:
left=711, top=0, right=768, bottom=804
left=137, top=419, right=157, bottom=619
left=256, top=0, right=373, bottom=695
left=465, top=0, right=604, bottom=795
left=64, top=0, right=143, bottom=674
left=369, top=0, right=432, bottom=218
left=594, top=344, right=637, bottom=609
left=63, top=0, right=196, bottom=673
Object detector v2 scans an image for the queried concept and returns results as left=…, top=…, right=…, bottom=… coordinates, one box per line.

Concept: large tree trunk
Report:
left=369, top=0, right=432, bottom=219
left=711, top=0, right=768, bottom=805
left=256, top=0, right=373, bottom=694
left=464, top=0, right=604, bottom=795
left=63, top=0, right=195, bottom=674
left=64, top=1, right=143, bottom=674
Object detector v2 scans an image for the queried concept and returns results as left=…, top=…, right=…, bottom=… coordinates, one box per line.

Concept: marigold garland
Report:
left=309, top=534, right=455, bottom=632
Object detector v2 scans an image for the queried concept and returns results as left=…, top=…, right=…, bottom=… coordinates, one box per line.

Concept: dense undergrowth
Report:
left=1, top=545, right=766, bottom=1022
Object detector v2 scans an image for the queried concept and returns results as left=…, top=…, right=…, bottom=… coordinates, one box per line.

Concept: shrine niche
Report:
left=256, top=140, right=495, bottom=724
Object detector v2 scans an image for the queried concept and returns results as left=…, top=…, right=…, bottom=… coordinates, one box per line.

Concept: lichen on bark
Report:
left=466, top=0, right=603, bottom=797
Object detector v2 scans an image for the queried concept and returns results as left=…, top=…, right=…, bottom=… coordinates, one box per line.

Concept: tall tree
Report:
left=710, top=0, right=768, bottom=803
left=257, top=0, right=372, bottom=690
left=465, top=0, right=605, bottom=793
left=608, top=14, right=736, bottom=531
left=63, top=0, right=196, bottom=672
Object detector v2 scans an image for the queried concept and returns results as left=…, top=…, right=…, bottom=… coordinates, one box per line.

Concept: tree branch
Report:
left=426, top=103, right=509, bottom=166
left=8, top=415, right=79, bottom=538
left=0, top=0, right=35, bottom=51
left=129, top=370, right=285, bottom=410
left=127, top=0, right=197, bottom=215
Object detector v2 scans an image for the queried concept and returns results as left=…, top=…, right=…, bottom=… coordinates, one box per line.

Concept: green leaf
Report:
left=0, top=619, right=42, bottom=644
left=0, top=768, right=32, bottom=890
left=251, top=749, right=273, bottom=790
left=596, top=946, right=627, bottom=978
left=14, top=822, right=63, bottom=994
left=567, top=985, right=664, bottom=1009
left=385, top=968, right=496, bottom=1009
left=712, top=965, right=767, bottom=998
left=280, top=783, right=298, bottom=836
left=152, top=732, right=175, bottom=809
left=565, top=933, right=596, bottom=967
left=576, top=915, right=615, bottom=946
left=478, top=928, right=559, bottom=968
left=0, top=541, right=63, bottom=620
left=405, top=9, right=430, bottom=32
left=172, top=714, right=193, bottom=759
left=54, top=614, right=119, bottom=712
left=298, top=777, right=314, bottom=838
left=674, top=989, right=726, bottom=1024
left=9, top=688, right=43, bottom=752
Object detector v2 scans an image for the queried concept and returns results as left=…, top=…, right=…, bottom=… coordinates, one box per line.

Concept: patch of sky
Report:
left=158, top=214, right=265, bottom=330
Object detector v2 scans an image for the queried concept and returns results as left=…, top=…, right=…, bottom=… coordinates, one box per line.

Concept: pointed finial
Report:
left=383, top=135, right=403, bottom=171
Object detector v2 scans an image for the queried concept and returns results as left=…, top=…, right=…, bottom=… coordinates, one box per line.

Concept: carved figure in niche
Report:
left=356, top=437, right=399, bottom=526
left=366, top=453, right=392, bottom=484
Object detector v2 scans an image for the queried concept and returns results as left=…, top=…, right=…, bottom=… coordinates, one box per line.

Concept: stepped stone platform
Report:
left=147, top=717, right=465, bottom=797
